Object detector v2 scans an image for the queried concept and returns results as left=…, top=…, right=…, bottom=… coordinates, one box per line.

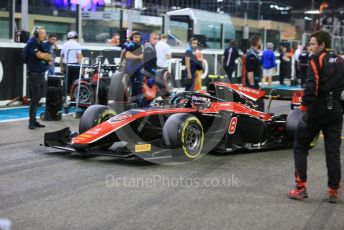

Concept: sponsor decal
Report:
left=244, top=143, right=253, bottom=148
left=252, top=143, right=262, bottom=148
left=135, top=143, right=151, bottom=152
left=238, top=86, right=260, bottom=95
left=111, top=113, right=132, bottom=122
left=244, top=143, right=263, bottom=148
left=329, top=57, right=338, bottom=63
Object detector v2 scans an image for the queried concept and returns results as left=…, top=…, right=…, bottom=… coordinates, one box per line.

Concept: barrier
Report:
left=0, top=42, right=283, bottom=105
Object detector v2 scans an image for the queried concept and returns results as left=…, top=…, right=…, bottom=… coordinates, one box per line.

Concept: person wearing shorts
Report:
left=261, top=42, right=276, bottom=87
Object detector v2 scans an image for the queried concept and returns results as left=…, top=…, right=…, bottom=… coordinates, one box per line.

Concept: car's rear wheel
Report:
left=163, top=113, right=204, bottom=161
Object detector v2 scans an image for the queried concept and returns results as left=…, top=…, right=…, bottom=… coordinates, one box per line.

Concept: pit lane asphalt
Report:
left=0, top=101, right=343, bottom=230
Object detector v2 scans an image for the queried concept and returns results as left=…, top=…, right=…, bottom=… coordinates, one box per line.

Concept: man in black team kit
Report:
left=125, top=31, right=143, bottom=105
left=222, top=40, right=239, bottom=82
left=246, top=35, right=261, bottom=89
left=288, top=30, right=344, bottom=203
left=141, top=32, right=159, bottom=107
left=25, top=27, right=52, bottom=129
left=246, top=35, right=264, bottom=111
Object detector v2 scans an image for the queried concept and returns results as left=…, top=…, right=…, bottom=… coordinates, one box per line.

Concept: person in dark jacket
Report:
left=222, top=40, right=239, bottom=82
left=183, top=38, right=204, bottom=91
left=279, top=46, right=291, bottom=85
left=46, top=33, right=58, bottom=76
left=246, top=35, right=264, bottom=111
left=298, top=46, right=310, bottom=87
left=141, top=32, right=159, bottom=107
left=260, top=42, right=276, bottom=87
left=246, top=35, right=262, bottom=90
left=125, top=31, right=143, bottom=105
left=288, top=30, right=344, bottom=203
left=26, top=27, right=52, bottom=129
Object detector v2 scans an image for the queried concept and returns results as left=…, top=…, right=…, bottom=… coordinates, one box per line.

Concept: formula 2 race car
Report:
left=44, top=82, right=305, bottom=164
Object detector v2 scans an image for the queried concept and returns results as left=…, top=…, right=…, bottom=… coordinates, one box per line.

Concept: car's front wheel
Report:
left=163, top=113, right=204, bottom=162
left=78, top=105, right=116, bottom=152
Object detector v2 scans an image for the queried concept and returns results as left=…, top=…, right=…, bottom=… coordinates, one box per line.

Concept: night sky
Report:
left=282, top=0, right=343, bottom=10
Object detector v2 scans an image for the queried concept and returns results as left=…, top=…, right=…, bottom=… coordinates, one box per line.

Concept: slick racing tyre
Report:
left=156, top=69, right=173, bottom=97
left=98, top=78, right=111, bottom=106
left=108, top=71, right=130, bottom=102
left=107, top=72, right=131, bottom=113
left=40, top=111, right=51, bottom=121
left=79, top=105, right=116, bottom=151
left=70, top=80, right=93, bottom=105
left=286, top=108, right=319, bottom=149
left=163, top=113, right=204, bottom=161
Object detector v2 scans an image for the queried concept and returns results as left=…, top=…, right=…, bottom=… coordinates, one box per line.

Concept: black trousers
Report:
left=294, top=102, right=343, bottom=189
left=28, top=72, right=46, bottom=123
left=129, top=70, right=143, bottom=106
left=224, top=67, right=234, bottom=82
left=299, top=67, right=307, bottom=87
left=279, top=74, right=285, bottom=85
left=64, top=63, right=80, bottom=95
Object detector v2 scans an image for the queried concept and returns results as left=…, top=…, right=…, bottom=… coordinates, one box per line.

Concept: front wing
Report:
left=44, top=128, right=182, bottom=164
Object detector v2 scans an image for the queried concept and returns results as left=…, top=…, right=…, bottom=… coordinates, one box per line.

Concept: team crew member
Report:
left=125, top=31, right=143, bottom=104
left=288, top=30, right=344, bottom=203
left=46, top=33, right=58, bottom=76
left=26, top=27, right=52, bottom=129
left=246, top=35, right=264, bottom=111
left=246, top=35, right=262, bottom=89
left=119, top=37, right=132, bottom=71
left=222, top=40, right=239, bottom=82
left=141, top=32, right=159, bottom=107
left=60, top=31, right=83, bottom=93
left=298, top=46, right=309, bottom=87
left=184, top=38, right=204, bottom=91
left=279, top=46, right=291, bottom=85
left=156, top=33, right=171, bottom=70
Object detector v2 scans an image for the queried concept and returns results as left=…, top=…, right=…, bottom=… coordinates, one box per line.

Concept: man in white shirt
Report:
left=60, top=31, right=83, bottom=94
left=155, top=34, right=171, bottom=69
left=293, top=45, right=303, bottom=85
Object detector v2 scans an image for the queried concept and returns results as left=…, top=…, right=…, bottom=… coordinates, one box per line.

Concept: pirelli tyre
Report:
left=107, top=71, right=133, bottom=113
left=108, top=71, right=130, bottom=102
left=78, top=105, right=116, bottom=152
left=156, top=69, right=173, bottom=97
left=70, top=80, right=93, bottom=105
left=285, top=108, right=319, bottom=148
left=163, top=113, right=204, bottom=162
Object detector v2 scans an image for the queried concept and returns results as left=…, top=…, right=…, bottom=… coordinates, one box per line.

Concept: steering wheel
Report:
left=170, top=94, right=191, bottom=108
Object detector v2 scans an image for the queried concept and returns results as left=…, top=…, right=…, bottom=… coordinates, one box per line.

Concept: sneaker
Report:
left=34, top=121, right=45, bottom=128
left=28, top=123, right=35, bottom=129
left=328, top=188, right=339, bottom=203
left=288, top=187, right=308, bottom=200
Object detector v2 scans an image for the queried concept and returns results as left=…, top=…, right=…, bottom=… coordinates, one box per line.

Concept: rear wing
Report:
left=262, top=88, right=303, bottom=101
left=262, top=88, right=304, bottom=111
left=213, top=82, right=266, bottom=101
